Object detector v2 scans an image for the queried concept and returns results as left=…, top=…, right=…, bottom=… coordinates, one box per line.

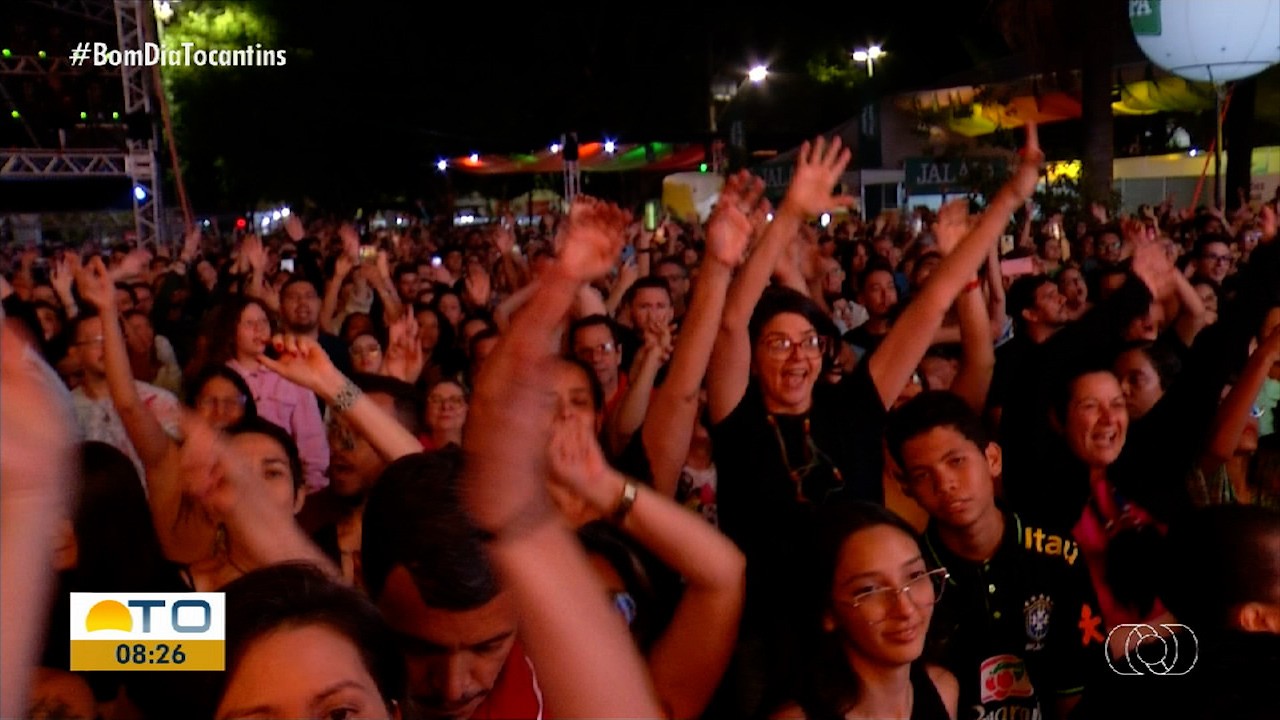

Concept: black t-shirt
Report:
left=711, top=362, right=887, bottom=623
left=923, top=512, right=1104, bottom=720
left=843, top=324, right=886, bottom=356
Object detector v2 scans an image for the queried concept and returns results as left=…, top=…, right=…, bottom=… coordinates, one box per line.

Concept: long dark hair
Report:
left=73, top=441, right=169, bottom=592
left=211, top=563, right=407, bottom=718
left=796, top=502, right=927, bottom=720
left=203, top=296, right=272, bottom=366
left=185, top=364, right=259, bottom=420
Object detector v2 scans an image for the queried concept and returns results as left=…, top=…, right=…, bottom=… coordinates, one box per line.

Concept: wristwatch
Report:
left=611, top=478, right=639, bottom=525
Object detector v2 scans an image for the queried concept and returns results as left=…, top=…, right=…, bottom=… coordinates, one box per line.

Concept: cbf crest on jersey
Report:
left=1024, top=594, right=1052, bottom=651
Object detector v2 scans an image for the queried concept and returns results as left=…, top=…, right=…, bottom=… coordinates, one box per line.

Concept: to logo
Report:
left=1104, top=623, right=1198, bottom=676
left=70, top=593, right=225, bottom=671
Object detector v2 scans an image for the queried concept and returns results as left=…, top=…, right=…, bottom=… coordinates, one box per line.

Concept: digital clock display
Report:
left=71, top=640, right=224, bottom=671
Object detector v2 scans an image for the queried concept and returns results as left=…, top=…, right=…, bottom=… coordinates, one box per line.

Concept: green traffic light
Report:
left=10, top=110, right=19, bottom=119
left=38, top=50, right=47, bottom=59
left=699, top=162, right=708, bottom=173
left=1, top=49, right=10, bottom=58
left=80, top=111, right=88, bottom=120
left=112, top=111, right=120, bottom=120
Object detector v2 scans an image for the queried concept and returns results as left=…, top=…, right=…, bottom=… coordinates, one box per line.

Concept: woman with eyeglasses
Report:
left=210, top=297, right=330, bottom=493
left=773, top=503, right=956, bottom=720
left=188, top=364, right=258, bottom=430
left=423, top=378, right=468, bottom=450
left=705, top=129, right=1042, bottom=716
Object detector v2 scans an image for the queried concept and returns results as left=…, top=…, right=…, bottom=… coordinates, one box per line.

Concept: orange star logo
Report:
left=1079, top=604, right=1104, bottom=646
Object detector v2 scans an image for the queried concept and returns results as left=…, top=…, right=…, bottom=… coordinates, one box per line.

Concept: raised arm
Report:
left=259, top=334, right=421, bottom=463
left=949, top=279, right=996, bottom=413
left=644, top=173, right=759, bottom=495
left=549, top=420, right=745, bottom=720
left=931, top=203, right=996, bottom=412
left=493, top=278, right=540, bottom=333
left=75, top=257, right=173, bottom=469
left=183, top=415, right=339, bottom=579
left=868, top=123, right=1042, bottom=408
left=464, top=197, right=663, bottom=719
left=371, top=250, right=406, bottom=323
left=75, top=259, right=211, bottom=562
left=321, top=253, right=356, bottom=336
left=605, top=320, right=670, bottom=458
left=1200, top=326, right=1280, bottom=470
left=709, top=138, right=852, bottom=422
left=1, top=325, right=75, bottom=719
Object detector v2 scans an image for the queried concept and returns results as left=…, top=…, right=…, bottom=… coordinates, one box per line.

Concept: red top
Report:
left=470, top=641, right=542, bottom=719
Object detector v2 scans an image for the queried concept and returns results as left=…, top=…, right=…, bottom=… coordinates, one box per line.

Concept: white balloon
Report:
left=1131, top=0, right=1280, bottom=83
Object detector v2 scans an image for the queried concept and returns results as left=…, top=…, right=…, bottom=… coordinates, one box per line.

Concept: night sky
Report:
left=6, top=1, right=1039, bottom=211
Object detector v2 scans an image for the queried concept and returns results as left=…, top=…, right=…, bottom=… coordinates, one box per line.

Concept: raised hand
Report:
left=706, top=171, right=764, bottom=267
left=932, top=198, right=971, bottom=255
left=1091, top=201, right=1109, bottom=225
left=74, top=256, right=117, bottom=312
left=114, top=248, right=152, bottom=281
left=50, top=252, right=80, bottom=301
left=557, top=197, right=630, bottom=282
left=379, top=314, right=425, bottom=384
left=1007, top=122, right=1044, bottom=201
left=1131, top=235, right=1176, bottom=300
left=783, top=136, right=854, bottom=216
left=375, top=249, right=392, bottom=282
left=176, top=411, right=230, bottom=514
left=257, top=334, right=339, bottom=394
left=641, top=318, right=675, bottom=365
left=180, top=227, right=203, bottom=262
left=283, top=214, right=305, bottom=242
left=492, top=216, right=516, bottom=255
left=334, top=252, right=355, bottom=280
left=241, top=234, right=267, bottom=273
left=616, top=255, right=640, bottom=290
left=338, top=223, right=360, bottom=261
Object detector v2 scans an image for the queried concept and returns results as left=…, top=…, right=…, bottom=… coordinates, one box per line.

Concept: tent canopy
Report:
left=895, top=68, right=1215, bottom=137
left=448, top=142, right=706, bottom=175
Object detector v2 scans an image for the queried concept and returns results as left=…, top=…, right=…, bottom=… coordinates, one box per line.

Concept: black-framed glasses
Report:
left=841, top=568, right=950, bottom=624
left=427, top=395, right=467, bottom=409
left=760, top=334, right=826, bottom=359
left=196, top=396, right=247, bottom=413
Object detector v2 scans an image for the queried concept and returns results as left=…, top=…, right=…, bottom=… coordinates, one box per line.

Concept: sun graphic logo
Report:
left=70, top=593, right=225, bottom=672
left=85, top=600, right=134, bottom=633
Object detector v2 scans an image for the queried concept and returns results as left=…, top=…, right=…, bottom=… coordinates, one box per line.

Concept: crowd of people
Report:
left=2, top=122, right=1280, bottom=720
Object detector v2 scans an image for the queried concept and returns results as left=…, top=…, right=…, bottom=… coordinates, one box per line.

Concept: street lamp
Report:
left=709, top=65, right=767, bottom=132
left=852, top=45, right=884, bottom=77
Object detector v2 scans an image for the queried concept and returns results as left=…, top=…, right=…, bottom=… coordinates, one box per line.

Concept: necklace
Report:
left=765, top=413, right=843, bottom=503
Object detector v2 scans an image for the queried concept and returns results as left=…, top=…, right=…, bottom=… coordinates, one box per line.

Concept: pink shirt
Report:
left=228, top=358, right=330, bottom=493
left=1072, top=498, right=1166, bottom=629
